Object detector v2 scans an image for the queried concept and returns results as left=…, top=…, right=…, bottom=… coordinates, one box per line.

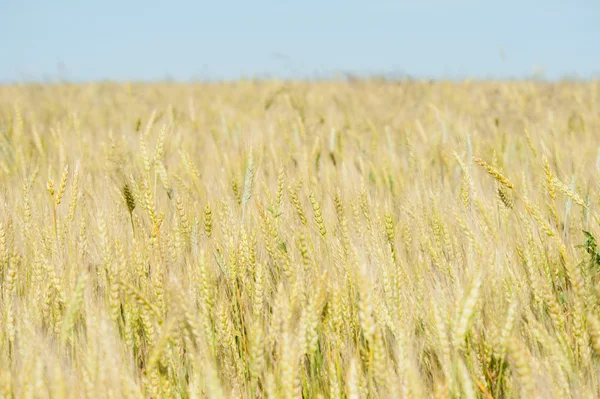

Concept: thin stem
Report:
left=130, top=212, right=135, bottom=237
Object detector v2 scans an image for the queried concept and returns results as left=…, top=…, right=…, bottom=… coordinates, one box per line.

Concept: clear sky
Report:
left=1, top=0, right=599, bottom=82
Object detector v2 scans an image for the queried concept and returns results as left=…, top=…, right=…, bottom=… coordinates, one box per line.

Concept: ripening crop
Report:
left=0, top=80, right=599, bottom=398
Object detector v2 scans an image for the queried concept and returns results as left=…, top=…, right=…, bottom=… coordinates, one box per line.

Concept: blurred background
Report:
left=1, top=0, right=599, bottom=82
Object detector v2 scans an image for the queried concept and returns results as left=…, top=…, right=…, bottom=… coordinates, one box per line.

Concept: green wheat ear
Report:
left=123, top=183, right=136, bottom=234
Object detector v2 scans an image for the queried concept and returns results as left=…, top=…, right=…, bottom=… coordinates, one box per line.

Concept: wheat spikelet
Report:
left=123, top=184, right=136, bottom=213
left=288, top=184, right=308, bottom=227
left=454, top=151, right=474, bottom=208
left=203, top=204, right=213, bottom=238
left=242, top=150, right=255, bottom=209
left=497, top=186, right=514, bottom=209
left=153, top=123, right=167, bottom=162
left=67, top=163, right=79, bottom=223
left=55, top=164, right=69, bottom=206
left=553, top=177, right=587, bottom=208
left=473, top=157, right=514, bottom=190
left=309, top=191, right=326, bottom=237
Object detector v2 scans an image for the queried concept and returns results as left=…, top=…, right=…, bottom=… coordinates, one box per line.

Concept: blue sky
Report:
left=1, top=0, right=599, bottom=82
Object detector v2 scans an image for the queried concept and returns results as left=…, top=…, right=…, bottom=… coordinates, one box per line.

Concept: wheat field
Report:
left=0, top=80, right=599, bottom=398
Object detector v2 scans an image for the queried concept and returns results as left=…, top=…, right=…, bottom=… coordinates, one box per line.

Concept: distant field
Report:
left=0, top=80, right=599, bottom=398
